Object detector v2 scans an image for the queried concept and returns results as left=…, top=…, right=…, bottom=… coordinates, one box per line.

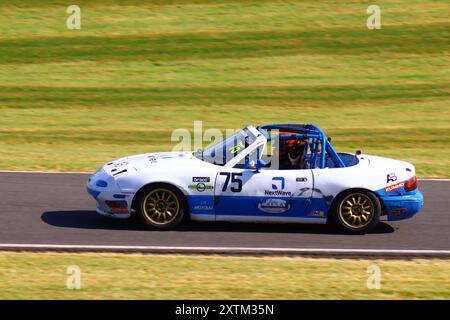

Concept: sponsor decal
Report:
left=385, top=182, right=404, bottom=193
left=264, top=189, right=292, bottom=196
left=298, top=187, right=333, bottom=206
left=148, top=155, right=157, bottom=163
left=161, top=153, right=185, bottom=159
left=193, top=201, right=214, bottom=211
left=229, top=141, right=244, bottom=154
left=387, top=173, right=397, bottom=183
left=114, top=161, right=128, bottom=167
left=193, top=205, right=213, bottom=211
left=296, top=177, right=308, bottom=182
left=272, top=177, right=285, bottom=190
left=193, top=177, right=210, bottom=183
left=391, top=208, right=408, bottom=217
left=308, top=210, right=325, bottom=217
left=265, top=177, right=292, bottom=196
left=188, top=183, right=214, bottom=192
left=258, top=198, right=290, bottom=213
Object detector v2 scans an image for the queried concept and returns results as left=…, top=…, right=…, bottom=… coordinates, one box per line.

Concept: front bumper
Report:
left=86, top=168, right=133, bottom=219
left=381, top=190, right=424, bottom=221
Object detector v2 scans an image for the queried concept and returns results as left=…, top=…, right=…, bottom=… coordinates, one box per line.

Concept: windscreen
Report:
left=194, top=128, right=256, bottom=166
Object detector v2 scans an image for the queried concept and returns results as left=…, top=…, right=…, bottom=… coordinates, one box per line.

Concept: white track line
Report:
left=0, top=244, right=449, bottom=256
left=0, top=170, right=449, bottom=181
left=0, top=170, right=90, bottom=174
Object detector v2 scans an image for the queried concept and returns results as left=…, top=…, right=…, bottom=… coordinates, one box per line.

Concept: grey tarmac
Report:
left=0, top=172, right=448, bottom=258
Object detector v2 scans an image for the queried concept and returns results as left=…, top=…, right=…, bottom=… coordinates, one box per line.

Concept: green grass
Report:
left=0, top=252, right=449, bottom=299
left=0, top=0, right=449, bottom=176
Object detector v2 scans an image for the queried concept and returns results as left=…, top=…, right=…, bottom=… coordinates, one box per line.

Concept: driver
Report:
left=279, top=139, right=306, bottom=170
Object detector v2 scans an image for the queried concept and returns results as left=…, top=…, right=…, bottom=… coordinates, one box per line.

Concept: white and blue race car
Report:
left=87, top=124, right=423, bottom=234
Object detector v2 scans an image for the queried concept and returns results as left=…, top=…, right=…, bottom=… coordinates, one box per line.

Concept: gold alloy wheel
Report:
left=142, top=188, right=180, bottom=225
left=338, top=193, right=375, bottom=229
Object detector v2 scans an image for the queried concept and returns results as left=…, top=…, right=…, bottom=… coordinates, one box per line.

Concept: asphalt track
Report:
left=0, top=172, right=449, bottom=258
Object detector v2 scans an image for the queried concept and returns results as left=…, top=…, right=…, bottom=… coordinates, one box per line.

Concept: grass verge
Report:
left=0, top=0, right=448, bottom=176
left=0, top=252, right=449, bottom=299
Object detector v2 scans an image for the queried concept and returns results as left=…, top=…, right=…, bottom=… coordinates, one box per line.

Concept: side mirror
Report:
left=254, top=159, right=267, bottom=173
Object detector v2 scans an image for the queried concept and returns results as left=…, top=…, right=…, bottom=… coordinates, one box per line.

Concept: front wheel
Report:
left=330, top=190, right=381, bottom=234
left=134, top=184, right=186, bottom=230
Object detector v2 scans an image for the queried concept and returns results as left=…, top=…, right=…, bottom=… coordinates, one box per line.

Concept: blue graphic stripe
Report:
left=87, top=187, right=101, bottom=199
left=186, top=195, right=215, bottom=215
left=187, top=195, right=330, bottom=218
left=375, top=184, right=424, bottom=221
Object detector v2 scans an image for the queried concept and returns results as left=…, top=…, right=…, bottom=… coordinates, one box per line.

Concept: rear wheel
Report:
left=134, top=184, right=186, bottom=229
left=330, top=190, right=380, bottom=234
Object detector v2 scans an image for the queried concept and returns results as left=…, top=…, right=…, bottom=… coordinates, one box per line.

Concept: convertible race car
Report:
left=87, top=124, right=423, bottom=234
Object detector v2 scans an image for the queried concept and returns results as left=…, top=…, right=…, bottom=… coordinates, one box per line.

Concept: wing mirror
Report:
left=254, top=159, right=267, bottom=173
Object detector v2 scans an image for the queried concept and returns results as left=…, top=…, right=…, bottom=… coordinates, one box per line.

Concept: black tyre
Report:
left=330, top=189, right=381, bottom=234
left=134, top=184, right=186, bottom=230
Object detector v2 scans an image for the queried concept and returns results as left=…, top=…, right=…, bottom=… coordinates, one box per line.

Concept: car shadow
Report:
left=41, top=210, right=395, bottom=235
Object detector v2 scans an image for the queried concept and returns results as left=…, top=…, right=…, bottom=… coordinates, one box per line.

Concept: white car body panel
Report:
left=87, top=125, right=423, bottom=224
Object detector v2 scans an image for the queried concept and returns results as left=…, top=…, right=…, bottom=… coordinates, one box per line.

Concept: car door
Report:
left=214, top=167, right=314, bottom=222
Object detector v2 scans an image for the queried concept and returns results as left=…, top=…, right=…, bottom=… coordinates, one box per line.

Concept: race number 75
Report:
left=219, top=172, right=243, bottom=192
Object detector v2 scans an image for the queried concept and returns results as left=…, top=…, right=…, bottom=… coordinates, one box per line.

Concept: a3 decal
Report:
left=387, top=173, right=397, bottom=183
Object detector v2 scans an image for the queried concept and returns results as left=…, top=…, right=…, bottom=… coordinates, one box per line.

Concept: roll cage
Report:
left=196, top=124, right=347, bottom=170
left=257, top=123, right=346, bottom=169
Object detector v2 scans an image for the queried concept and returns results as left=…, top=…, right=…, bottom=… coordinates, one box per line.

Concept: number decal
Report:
left=219, top=172, right=231, bottom=192
left=220, top=172, right=243, bottom=192
left=230, top=173, right=243, bottom=192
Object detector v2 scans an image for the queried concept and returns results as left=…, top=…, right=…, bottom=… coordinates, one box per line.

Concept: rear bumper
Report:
left=381, top=191, right=424, bottom=221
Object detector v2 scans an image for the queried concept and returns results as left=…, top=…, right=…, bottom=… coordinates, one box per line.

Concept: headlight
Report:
left=95, top=180, right=108, bottom=188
